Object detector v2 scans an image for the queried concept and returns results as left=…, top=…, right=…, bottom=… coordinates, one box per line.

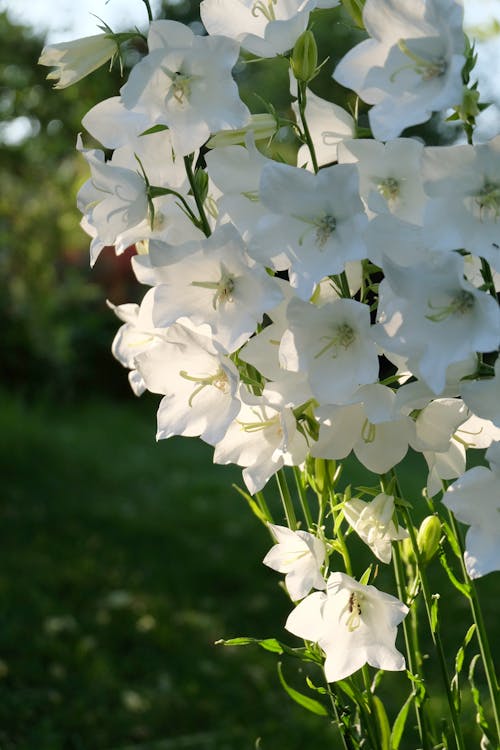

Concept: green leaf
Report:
left=469, top=653, right=495, bottom=744
left=438, top=549, right=471, bottom=599
left=359, top=564, right=373, bottom=586
left=277, top=662, right=328, bottom=716
left=430, top=594, right=440, bottom=633
left=140, top=124, right=169, bottom=136
left=372, top=695, right=391, bottom=750
left=232, top=484, right=269, bottom=525
left=390, top=693, right=413, bottom=749
left=216, top=637, right=284, bottom=654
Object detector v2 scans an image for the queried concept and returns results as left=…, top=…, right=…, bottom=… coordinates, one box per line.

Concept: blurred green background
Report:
left=0, top=2, right=498, bottom=748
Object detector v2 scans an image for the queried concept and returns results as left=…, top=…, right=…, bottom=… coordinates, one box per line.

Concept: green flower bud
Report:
left=417, top=515, right=441, bottom=565
left=291, top=30, right=318, bottom=83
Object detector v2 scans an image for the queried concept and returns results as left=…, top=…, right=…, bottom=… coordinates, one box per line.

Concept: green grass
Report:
left=0, top=392, right=497, bottom=748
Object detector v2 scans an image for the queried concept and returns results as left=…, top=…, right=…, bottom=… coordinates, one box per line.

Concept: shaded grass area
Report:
left=0, top=393, right=497, bottom=748
left=0, top=393, right=338, bottom=749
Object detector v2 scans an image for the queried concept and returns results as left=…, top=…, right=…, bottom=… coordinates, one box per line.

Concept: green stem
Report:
left=392, top=542, right=430, bottom=750
left=401, top=507, right=466, bottom=750
left=447, top=511, right=500, bottom=743
left=480, top=257, right=497, bottom=300
left=297, top=81, right=319, bottom=174
left=292, top=466, right=314, bottom=530
left=141, top=0, right=153, bottom=22
left=255, top=490, right=274, bottom=524
left=183, top=155, right=211, bottom=237
left=323, top=678, right=353, bottom=750
left=275, top=469, right=297, bottom=529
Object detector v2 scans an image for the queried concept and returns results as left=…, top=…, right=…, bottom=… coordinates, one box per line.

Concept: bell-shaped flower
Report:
left=249, top=161, right=367, bottom=300
left=201, top=0, right=338, bottom=59
left=443, top=442, right=500, bottom=578
left=312, top=384, right=415, bottom=473
left=285, top=572, right=408, bottom=682
left=461, top=358, right=500, bottom=428
left=333, top=0, right=465, bottom=141
left=39, top=33, right=118, bottom=89
left=291, top=86, right=355, bottom=169
left=135, top=322, right=241, bottom=446
left=108, top=294, right=168, bottom=396
left=144, top=225, right=283, bottom=353
left=120, top=20, right=250, bottom=156
left=343, top=493, right=409, bottom=564
left=213, top=388, right=309, bottom=494
left=263, top=525, right=326, bottom=601
left=422, top=136, right=500, bottom=271
left=338, top=137, right=426, bottom=224
left=279, top=297, right=379, bottom=405
left=205, top=136, right=273, bottom=243
left=375, top=253, right=500, bottom=394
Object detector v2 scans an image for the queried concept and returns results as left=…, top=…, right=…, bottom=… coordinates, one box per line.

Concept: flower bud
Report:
left=291, top=30, right=318, bottom=83
left=417, top=515, right=441, bottom=565
left=206, top=114, right=277, bottom=149
left=39, top=34, right=118, bottom=89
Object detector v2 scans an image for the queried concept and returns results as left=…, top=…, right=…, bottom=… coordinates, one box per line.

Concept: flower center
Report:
left=361, top=419, right=376, bottom=444
left=315, top=215, right=337, bottom=248
left=315, top=322, right=356, bottom=359
left=391, top=39, right=446, bottom=83
left=191, top=263, right=236, bottom=310
left=475, top=182, right=500, bottom=221
left=377, top=177, right=400, bottom=203
left=426, top=290, right=475, bottom=322
left=343, top=592, right=363, bottom=632
left=162, top=66, right=193, bottom=105
left=252, top=0, right=277, bottom=21
left=179, top=367, right=230, bottom=407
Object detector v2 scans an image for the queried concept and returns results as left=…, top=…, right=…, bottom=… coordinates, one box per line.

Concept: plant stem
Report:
left=292, top=466, right=314, bottom=529
left=392, top=542, right=431, bottom=750
left=447, top=511, right=500, bottom=744
left=275, top=469, right=298, bottom=529
left=255, top=490, right=274, bottom=524
left=296, top=81, right=319, bottom=174
left=401, top=507, right=466, bottom=750
left=183, top=155, right=212, bottom=237
left=141, top=0, right=153, bottom=22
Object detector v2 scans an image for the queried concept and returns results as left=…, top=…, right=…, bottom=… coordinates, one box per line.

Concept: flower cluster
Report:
left=40, top=0, right=500, bottom=719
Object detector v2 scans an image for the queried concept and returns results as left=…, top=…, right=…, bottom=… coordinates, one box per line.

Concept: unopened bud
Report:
left=417, top=515, right=441, bottom=565
left=206, top=114, right=277, bottom=149
left=291, top=30, right=318, bottom=83
left=460, top=86, right=480, bottom=119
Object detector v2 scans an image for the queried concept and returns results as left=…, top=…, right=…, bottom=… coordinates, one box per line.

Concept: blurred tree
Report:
left=0, top=11, right=136, bottom=398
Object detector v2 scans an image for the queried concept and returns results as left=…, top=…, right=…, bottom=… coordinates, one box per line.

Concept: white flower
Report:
left=145, top=225, right=283, bottom=353
left=263, top=525, right=326, bottom=600
left=279, top=297, right=379, bottom=405
left=292, top=87, right=355, bottom=169
left=120, top=20, right=250, bottom=156
left=39, top=34, right=118, bottom=89
left=250, top=162, right=367, bottom=300
left=443, top=442, right=500, bottom=579
left=375, top=253, right=500, bottom=394
left=312, top=384, right=415, bottom=473
left=213, top=389, right=308, bottom=494
left=135, top=322, right=241, bottom=446
left=201, top=0, right=338, bottom=58
left=333, top=0, right=465, bottom=141
left=461, top=359, right=500, bottom=428
left=422, top=136, right=500, bottom=271
left=343, top=493, right=408, bottom=564
left=338, top=138, right=426, bottom=223
left=285, top=572, right=408, bottom=682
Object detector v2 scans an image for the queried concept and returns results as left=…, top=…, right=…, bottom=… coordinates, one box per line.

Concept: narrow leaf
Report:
left=390, top=693, right=413, bottom=749
left=277, top=662, right=328, bottom=716
left=372, top=695, right=391, bottom=750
